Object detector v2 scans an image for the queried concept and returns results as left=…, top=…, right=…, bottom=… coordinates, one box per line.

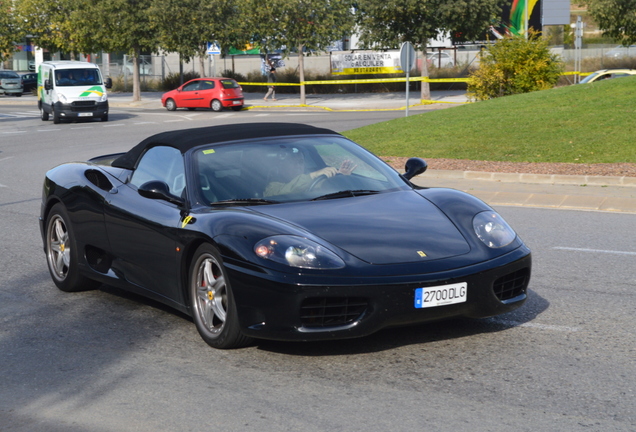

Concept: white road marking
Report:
left=553, top=247, right=636, bottom=256
left=134, top=122, right=158, bottom=125
left=493, top=319, right=580, bottom=332
left=1, top=130, right=26, bottom=134
left=0, top=157, right=14, bottom=163
left=102, top=123, right=125, bottom=127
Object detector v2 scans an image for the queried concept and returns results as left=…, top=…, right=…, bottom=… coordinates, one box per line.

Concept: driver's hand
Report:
left=338, top=159, right=357, bottom=175
left=310, top=167, right=338, bottom=179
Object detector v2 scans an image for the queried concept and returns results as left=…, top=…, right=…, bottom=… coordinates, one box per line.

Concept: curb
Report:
left=416, top=170, right=636, bottom=213
left=425, top=169, right=636, bottom=188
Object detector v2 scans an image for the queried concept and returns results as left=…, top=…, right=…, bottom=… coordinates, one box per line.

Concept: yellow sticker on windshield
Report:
left=203, top=149, right=215, bottom=154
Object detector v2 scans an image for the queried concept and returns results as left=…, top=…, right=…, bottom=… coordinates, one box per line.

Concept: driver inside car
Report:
left=263, top=148, right=356, bottom=197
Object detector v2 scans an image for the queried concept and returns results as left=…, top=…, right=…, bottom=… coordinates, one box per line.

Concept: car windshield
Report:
left=192, top=135, right=410, bottom=205
left=579, top=72, right=601, bottom=84
left=0, top=71, right=20, bottom=79
left=54, top=68, right=102, bottom=86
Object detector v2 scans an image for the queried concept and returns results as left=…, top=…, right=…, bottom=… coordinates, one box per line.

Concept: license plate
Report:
left=232, top=100, right=241, bottom=105
left=78, top=112, right=93, bottom=117
left=415, top=282, right=467, bottom=308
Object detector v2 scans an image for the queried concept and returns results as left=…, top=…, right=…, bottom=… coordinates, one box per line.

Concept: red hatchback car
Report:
left=162, top=78, right=244, bottom=112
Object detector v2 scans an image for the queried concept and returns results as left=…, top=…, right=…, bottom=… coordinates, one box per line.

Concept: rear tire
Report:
left=210, top=99, right=223, bottom=112
left=45, top=204, right=100, bottom=292
left=189, top=244, right=252, bottom=349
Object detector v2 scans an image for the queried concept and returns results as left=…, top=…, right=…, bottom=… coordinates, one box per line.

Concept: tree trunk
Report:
left=132, top=49, right=141, bottom=102
left=420, top=42, right=431, bottom=101
left=299, top=44, right=306, bottom=105
left=199, top=46, right=206, bottom=76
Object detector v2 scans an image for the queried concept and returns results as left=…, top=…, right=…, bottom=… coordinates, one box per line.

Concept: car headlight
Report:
left=472, top=211, right=516, bottom=248
left=254, top=236, right=345, bottom=269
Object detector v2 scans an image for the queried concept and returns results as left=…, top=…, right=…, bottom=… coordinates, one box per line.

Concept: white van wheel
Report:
left=41, top=108, right=49, bottom=121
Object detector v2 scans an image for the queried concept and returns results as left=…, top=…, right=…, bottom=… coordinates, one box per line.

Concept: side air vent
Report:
left=85, top=169, right=113, bottom=191
left=493, top=268, right=530, bottom=302
left=300, top=297, right=368, bottom=328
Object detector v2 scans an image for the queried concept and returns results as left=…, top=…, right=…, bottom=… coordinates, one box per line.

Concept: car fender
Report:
left=416, top=187, right=525, bottom=253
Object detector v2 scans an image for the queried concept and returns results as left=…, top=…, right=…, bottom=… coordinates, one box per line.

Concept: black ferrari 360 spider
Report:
left=40, top=123, right=531, bottom=349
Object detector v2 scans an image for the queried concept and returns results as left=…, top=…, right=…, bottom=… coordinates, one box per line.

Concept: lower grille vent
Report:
left=300, top=297, right=368, bottom=328
left=493, top=268, right=529, bottom=301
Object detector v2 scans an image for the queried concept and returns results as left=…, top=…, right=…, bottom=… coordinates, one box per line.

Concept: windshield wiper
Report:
left=311, top=190, right=380, bottom=201
left=212, top=198, right=279, bottom=205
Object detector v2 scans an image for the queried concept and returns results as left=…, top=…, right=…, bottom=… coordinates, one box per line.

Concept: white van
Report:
left=38, top=61, right=112, bottom=123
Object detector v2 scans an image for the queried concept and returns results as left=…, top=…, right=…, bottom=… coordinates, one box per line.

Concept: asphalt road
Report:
left=1, top=105, right=635, bottom=431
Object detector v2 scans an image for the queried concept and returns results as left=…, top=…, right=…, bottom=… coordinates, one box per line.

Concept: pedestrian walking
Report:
left=263, top=61, right=277, bottom=101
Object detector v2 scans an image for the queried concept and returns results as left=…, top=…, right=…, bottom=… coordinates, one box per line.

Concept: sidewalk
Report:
left=412, top=172, right=636, bottom=214
left=104, top=89, right=470, bottom=111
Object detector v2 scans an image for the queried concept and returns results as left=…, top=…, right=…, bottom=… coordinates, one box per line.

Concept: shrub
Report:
left=109, top=76, right=162, bottom=92
left=467, top=32, right=564, bottom=100
left=237, top=65, right=472, bottom=94
left=161, top=71, right=200, bottom=91
left=220, top=69, right=247, bottom=82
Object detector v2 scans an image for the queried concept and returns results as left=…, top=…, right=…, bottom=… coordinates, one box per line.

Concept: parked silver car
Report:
left=0, top=70, right=23, bottom=96
left=426, top=52, right=455, bottom=68
left=605, top=45, right=636, bottom=59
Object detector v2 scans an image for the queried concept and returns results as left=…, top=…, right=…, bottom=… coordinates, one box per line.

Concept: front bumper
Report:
left=53, top=100, right=109, bottom=119
left=228, top=246, right=532, bottom=341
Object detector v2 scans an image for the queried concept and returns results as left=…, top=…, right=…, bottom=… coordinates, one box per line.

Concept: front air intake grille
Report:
left=493, top=268, right=529, bottom=301
left=72, top=100, right=96, bottom=107
left=72, top=100, right=97, bottom=112
left=300, top=297, right=368, bottom=328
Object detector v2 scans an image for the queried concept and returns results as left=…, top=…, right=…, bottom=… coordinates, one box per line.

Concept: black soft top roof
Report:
left=112, top=123, right=340, bottom=170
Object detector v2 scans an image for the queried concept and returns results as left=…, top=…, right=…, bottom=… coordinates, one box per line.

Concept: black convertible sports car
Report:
left=40, top=123, right=531, bottom=349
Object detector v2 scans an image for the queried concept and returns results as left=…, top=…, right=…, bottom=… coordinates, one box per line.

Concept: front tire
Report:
left=52, top=108, right=60, bottom=124
left=189, top=244, right=252, bottom=349
left=165, top=98, right=177, bottom=111
left=41, top=107, right=49, bottom=121
left=45, top=204, right=99, bottom=292
left=210, top=99, right=223, bottom=112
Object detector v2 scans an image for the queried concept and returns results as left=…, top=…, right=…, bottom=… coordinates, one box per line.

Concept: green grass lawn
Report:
left=343, top=76, right=636, bottom=164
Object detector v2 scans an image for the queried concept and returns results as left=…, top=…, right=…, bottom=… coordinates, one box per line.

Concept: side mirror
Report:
left=104, top=77, right=113, bottom=89
left=138, top=181, right=184, bottom=206
left=403, top=157, right=428, bottom=180
left=44, top=79, right=52, bottom=91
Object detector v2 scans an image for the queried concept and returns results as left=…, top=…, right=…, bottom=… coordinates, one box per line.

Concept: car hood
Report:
left=252, top=190, right=471, bottom=265
left=55, top=85, right=107, bottom=101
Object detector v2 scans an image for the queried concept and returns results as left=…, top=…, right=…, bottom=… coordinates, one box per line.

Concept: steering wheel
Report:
left=308, top=174, right=328, bottom=191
